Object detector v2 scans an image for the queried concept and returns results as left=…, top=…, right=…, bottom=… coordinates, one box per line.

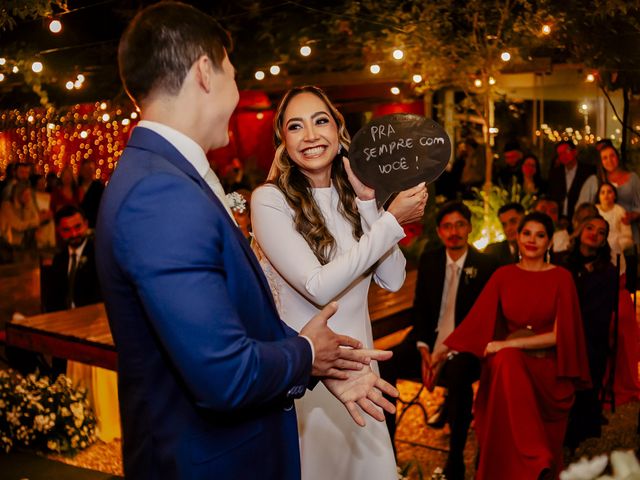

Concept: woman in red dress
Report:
left=445, top=212, right=591, bottom=480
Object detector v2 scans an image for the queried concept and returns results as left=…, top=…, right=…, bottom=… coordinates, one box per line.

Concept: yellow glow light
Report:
left=500, top=51, right=511, bottom=62
left=100, top=102, right=107, bottom=110
left=77, top=74, right=85, bottom=82
left=300, top=46, right=311, bottom=57
left=269, top=65, right=280, bottom=75
left=586, top=73, right=595, bottom=82
left=0, top=74, right=4, bottom=82
left=412, top=74, right=422, bottom=83
left=390, top=87, right=400, bottom=95
left=122, top=118, right=130, bottom=126
left=49, top=19, right=62, bottom=33
left=370, top=64, right=380, bottom=74
left=474, top=79, right=483, bottom=88
left=102, top=113, right=110, bottom=122
left=255, top=70, right=265, bottom=80
left=256, top=112, right=264, bottom=120
left=541, top=24, right=551, bottom=35
left=392, top=49, right=404, bottom=60
left=489, top=76, right=496, bottom=85
left=0, top=58, right=5, bottom=65
left=74, top=80, right=82, bottom=89
left=131, top=112, right=138, bottom=119
left=27, top=115, right=34, bottom=123
left=12, top=66, right=18, bottom=73
left=80, top=131, right=88, bottom=139
left=31, top=62, right=43, bottom=73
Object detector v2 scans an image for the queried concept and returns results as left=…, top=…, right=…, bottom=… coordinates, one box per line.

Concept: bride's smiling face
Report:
left=282, top=92, right=339, bottom=184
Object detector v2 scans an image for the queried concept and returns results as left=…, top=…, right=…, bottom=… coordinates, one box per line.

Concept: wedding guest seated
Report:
left=494, top=141, right=523, bottom=190
left=50, top=166, right=80, bottom=215
left=521, top=153, right=546, bottom=196
left=445, top=211, right=591, bottom=480
left=533, top=196, right=570, bottom=255
left=77, top=160, right=105, bottom=229
left=0, top=182, right=41, bottom=255
left=561, top=215, right=617, bottom=450
left=596, top=182, right=633, bottom=259
left=484, top=202, right=524, bottom=265
left=380, top=201, right=495, bottom=480
left=548, top=140, right=595, bottom=223
left=578, top=144, right=640, bottom=243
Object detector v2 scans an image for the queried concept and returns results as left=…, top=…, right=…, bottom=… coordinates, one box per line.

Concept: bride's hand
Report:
left=323, top=365, right=398, bottom=427
left=343, top=157, right=375, bottom=201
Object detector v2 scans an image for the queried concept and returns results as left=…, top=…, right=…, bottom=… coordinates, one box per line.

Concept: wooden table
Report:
left=6, top=303, right=117, bottom=371
left=5, top=268, right=417, bottom=372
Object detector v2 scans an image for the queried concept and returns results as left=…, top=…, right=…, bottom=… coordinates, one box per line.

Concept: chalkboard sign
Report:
left=349, top=114, right=451, bottom=206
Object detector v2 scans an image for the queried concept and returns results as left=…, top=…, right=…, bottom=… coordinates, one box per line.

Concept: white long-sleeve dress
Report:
left=251, top=183, right=405, bottom=480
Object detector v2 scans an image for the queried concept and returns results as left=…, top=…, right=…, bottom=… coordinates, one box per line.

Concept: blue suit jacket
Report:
left=96, top=127, right=312, bottom=479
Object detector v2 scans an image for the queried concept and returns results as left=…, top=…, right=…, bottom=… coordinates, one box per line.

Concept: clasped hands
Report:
left=300, top=302, right=398, bottom=427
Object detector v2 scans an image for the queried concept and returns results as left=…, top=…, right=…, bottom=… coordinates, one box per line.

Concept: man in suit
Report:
left=96, top=3, right=396, bottom=479
left=547, top=140, right=595, bottom=223
left=380, top=201, right=495, bottom=480
left=484, top=202, right=524, bottom=266
left=77, top=160, right=104, bottom=229
left=41, top=205, right=102, bottom=313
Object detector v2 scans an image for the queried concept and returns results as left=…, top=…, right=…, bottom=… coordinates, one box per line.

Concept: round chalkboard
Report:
left=348, top=114, right=451, bottom=206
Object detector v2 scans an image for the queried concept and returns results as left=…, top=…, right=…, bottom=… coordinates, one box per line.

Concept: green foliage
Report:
left=0, top=0, right=67, bottom=31
left=464, top=183, right=536, bottom=247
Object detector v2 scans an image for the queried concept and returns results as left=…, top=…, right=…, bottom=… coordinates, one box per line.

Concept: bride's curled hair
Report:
left=267, top=86, right=363, bottom=264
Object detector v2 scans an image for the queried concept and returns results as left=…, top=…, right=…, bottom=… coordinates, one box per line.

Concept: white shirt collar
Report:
left=137, top=120, right=210, bottom=178
left=446, top=249, right=468, bottom=271
left=68, top=237, right=88, bottom=259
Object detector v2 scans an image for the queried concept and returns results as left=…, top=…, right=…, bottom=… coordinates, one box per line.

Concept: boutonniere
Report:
left=463, top=266, right=477, bottom=284
left=225, top=191, right=247, bottom=214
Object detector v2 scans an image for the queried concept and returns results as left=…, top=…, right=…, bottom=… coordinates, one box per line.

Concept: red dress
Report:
left=445, top=265, right=591, bottom=480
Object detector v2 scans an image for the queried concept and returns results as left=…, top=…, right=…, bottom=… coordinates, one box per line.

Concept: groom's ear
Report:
left=194, top=55, right=213, bottom=94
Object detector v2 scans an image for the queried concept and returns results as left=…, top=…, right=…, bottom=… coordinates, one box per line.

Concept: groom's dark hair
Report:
left=118, top=1, right=231, bottom=107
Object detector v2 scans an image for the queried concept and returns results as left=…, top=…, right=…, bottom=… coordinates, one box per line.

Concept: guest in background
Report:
left=561, top=215, right=616, bottom=450
left=41, top=205, right=102, bottom=313
left=0, top=182, right=40, bottom=253
left=50, top=166, right=80, bottom=213
left=380, top=201, right=495, bottom=480
left=521, top=153, right=546, bottom=196
left=495, top=141, right=523, bottom=190
left=533, top=196, right=570, bottom=254
left=596, top=182, right=633, bottom=257
left=484, top=202, right=524, bottom=265
left=251, top=85, right=425, bottom=480
left=1, top=162, right=31, bottom=201
left=30, top=173, right=55, bottom=250
left=548, top=140, right=595, bottom=223
left=572, top=203, right=599, bottom=232
left=445, top=212, right=591, bottom=480
left=77, top=160, right=105, bottom=228
left=578, top=144, right=640, bottom=243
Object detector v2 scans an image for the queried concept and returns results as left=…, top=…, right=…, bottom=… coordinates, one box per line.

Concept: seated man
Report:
left=380, top=201, right=496, bottom=480
left=484, top=202, right=524, bottom=265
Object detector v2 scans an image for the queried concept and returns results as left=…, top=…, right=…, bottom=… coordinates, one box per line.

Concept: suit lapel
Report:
left=432, top=248, right=447, bottom=313
left=127, top=128, right=278, bottom=312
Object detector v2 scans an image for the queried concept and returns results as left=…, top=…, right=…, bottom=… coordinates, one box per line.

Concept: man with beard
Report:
left=380, top=201, right=495, bottom=480
left=41, top=205, right=102, bottom=313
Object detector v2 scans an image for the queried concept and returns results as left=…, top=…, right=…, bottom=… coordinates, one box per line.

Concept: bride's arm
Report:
left=251, top=185, right=405, bottom=306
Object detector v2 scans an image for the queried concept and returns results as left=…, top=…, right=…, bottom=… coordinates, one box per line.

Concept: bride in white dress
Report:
left=251, top=86, right=427, bottom=480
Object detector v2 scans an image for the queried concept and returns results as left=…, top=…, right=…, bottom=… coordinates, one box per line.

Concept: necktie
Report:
left=203, top=168, right=236, bottom=223
left=66, top=251, right=77, bottom=309
left=434, top=263, right=459, bottom=351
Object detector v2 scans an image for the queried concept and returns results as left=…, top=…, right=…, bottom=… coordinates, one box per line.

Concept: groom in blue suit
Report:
left=96, top=3, right=397, bottom=479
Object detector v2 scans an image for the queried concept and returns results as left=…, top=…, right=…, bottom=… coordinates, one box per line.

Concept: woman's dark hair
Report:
left=567, top=214, right=612, bottom=272
left=517, top=211, right=555, bottom=239
left=597, top=181, right=618, bottom=203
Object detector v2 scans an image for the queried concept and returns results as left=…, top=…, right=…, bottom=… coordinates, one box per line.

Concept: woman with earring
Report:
left=596, top=182, right=633, bottom=258
left=251, top=86, right=427, bottom=479
left=561, top=215, right=617, bottom=450
left=444, top=212, right=591, bottom=480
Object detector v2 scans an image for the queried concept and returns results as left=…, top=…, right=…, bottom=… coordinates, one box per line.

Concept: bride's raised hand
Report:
left=343, top=157, right=375, bottom=201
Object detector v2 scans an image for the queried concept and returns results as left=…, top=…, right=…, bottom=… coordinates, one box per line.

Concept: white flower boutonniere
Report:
left=226, top=191, right=247, bottom=214
left=463, top=266, right=477, bottom=284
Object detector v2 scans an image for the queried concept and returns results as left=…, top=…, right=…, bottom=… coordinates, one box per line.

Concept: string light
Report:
left=412, top=74, right=422, bottom=83
left=254, top=70, right=265, bottom=80
left=269, top=65, right=280, bottom=75
left=49, top=19, right=62, bottom=33
left=12, top=66, right=18, bottom=73
left=500, top=52, right=511, bottom=62
left=392, top=49, right=404, bottom=60
left=586, top=73, right=595, bottom=82
left=474, top=78, right=483, bottom=87
left=66, top=81, right=74, bottom=90
left=541, top=24, right=551, bottom=35
left=390, top=87, right=400, bottom=95
left=300, top=46, right=311, bottom=56
left=74, top=80, right=83, bottom=89
left=369, top=64, right=380, bottom=74
left=0, top=74, right=4, bottom=82
left=31, top=62, right=43, bottom=73
left=0, top=58, right=6, bottom=66
left=488, top=76, right=496, bottom=85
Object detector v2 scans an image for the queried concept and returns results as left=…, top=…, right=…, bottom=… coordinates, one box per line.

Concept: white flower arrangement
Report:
left=0, top=369, right=96, bottom=454
left=561, top=450, right=640, bottom=480
left=226, top=191, right=247, bottom=214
